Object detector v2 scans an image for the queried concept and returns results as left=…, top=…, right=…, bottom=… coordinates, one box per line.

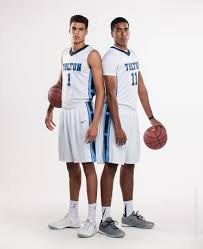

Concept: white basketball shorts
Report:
left=58, top=102, right=96, bottom=163
left=96, top=104, right=140, bottom=165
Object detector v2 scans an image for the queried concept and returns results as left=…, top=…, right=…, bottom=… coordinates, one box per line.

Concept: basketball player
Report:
left=97, top=17, right=164, bottom=238
left=45, top=15, right=104, bottom=238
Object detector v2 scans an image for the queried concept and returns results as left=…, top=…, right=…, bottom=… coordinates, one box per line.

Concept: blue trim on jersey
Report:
left=69, top=45, right=89, bottom=56
left=88, top=70, right=96, bottom=100
left=85, top=102, right=96, bottom=162
left=111, top=46, right=130, bottom=56
left=102, top=105, right=111, bottom=162
left=88, top=71, right=92, bottom=99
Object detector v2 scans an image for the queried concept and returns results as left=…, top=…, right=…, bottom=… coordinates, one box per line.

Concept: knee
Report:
left=104, top=163, right=118, bottom=176
left=67, top=163, right=81, bottom=177
left=121, top=164, right=134, bottom=175
left=82, top=163, right=96, bottom=176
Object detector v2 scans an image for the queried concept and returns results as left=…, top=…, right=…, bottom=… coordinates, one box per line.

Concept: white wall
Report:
left=0, top=0, right=203, bottom=248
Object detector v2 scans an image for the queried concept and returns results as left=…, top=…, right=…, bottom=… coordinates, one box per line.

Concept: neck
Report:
left=71, top=42, right=86, bottom=52
left=114, top=42, right=128, bottom=50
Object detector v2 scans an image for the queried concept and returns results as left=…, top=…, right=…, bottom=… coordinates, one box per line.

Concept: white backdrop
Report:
left=0, top=0, right=203, bottom=248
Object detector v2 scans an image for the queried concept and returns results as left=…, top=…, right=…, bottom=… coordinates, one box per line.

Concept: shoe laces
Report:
left=83, top=219, right=93, bottom=229
left=64, top=214, right=70, bottom=220
left=133, top=211, right=145, bottom=221
left=105, top=218, right=119, bottom=230
left=64, top=213, right=76, bottom=222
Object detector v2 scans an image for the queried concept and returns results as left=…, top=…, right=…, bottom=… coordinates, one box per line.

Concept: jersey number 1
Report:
left=67, top=73, right=71, bottom=86
left=131, top=72, right=137, bottom=86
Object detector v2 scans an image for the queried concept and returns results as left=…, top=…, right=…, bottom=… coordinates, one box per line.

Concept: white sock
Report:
left=88, top=203, right=96, bottom=223
left=124, top=200, right=134, bottom=217
left=102, top=206, right=111, bottom=222
left=69, top=200, right=79, bottom=219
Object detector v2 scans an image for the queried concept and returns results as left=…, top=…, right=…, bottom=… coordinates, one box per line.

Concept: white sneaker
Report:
left=48, top=213, right=80, bottom=230
left=77, top=218, right=97, bottom=238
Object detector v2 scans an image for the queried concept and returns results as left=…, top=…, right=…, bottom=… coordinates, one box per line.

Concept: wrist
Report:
left=91, top=120, right=99, bottom=128
left=148, top=115, right=155, bottom=120
left=47, top=105, right=54, bottom=113
left=115, top=125, right=122, bottom=132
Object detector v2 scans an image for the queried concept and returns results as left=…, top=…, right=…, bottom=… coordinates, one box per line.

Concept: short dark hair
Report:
left=70, top=15, right=88, bottom=29
left=111, top=17, right=129, bottom=31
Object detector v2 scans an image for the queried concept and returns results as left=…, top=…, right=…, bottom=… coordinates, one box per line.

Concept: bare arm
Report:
left=138, top=71, right=153, bottom=118
left=86, top=50, right=105, bottom=142
left=104, top=75, right=127, bottom=145
left=47, top=71, right=62, bottom=113
left=88, top=50, right=105, bottom=127
left=138, top=71, right=164, bottom=128
left=45, top=71, right=62, bottom=130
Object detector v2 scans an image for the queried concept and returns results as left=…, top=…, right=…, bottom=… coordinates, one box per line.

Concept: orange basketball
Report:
left=144, top=125, right=167, bottom=150
left=48, top=84, right=62, bottom=108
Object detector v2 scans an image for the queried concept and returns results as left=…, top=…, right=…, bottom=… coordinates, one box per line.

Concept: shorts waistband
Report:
left=62, top=101, right=93, bottom=109
left=104, top=102, right=137, bottom=111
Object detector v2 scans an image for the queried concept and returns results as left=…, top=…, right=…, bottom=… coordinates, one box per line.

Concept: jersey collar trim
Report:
left=69, top=45, right=89, bottom=56
left=111, top=46, right=130, bottom=56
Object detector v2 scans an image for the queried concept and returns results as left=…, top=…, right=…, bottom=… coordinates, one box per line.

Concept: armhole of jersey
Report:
left=86, top=47, right=94, bottom=70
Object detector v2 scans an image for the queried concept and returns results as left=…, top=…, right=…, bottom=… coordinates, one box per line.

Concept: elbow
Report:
left=138, top=87, right=148, bottom=97
left=106, top=92, right=117, bottom=105
left=96, top=87, right=105, bottom=100
left=56, top=80, right=62, bottom=88
left=106, top=92, right=116, bottom=101
left=94, top=85, right=105, bottom=96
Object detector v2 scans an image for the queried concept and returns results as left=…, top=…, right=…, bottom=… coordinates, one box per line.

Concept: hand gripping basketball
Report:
left=144, top=125, right=167, bottom=150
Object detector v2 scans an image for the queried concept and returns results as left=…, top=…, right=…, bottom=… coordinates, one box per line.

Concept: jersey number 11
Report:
left=131, top=72, right=137, bottom=86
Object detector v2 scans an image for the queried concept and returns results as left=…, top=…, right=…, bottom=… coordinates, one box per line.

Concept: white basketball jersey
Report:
left=61, top=45, right=95, bottom=108
left=102, top=46, right=140, bottom=110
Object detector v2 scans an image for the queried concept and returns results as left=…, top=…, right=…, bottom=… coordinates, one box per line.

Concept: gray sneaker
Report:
left=99, top=217, right=125, bottom=238
left=121, top=211, right=154, bottom=229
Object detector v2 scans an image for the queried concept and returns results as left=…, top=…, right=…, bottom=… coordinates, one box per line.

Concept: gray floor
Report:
left=1, top=197, right=202, bottom=249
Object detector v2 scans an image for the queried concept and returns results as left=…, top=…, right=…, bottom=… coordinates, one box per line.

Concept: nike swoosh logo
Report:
left=81, top=120, right=86, bottom=123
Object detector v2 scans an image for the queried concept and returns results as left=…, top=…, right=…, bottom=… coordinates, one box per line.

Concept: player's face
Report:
left=111, top=22, right=130, bottom=47
left=69, top=22, right=88, bottom=44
